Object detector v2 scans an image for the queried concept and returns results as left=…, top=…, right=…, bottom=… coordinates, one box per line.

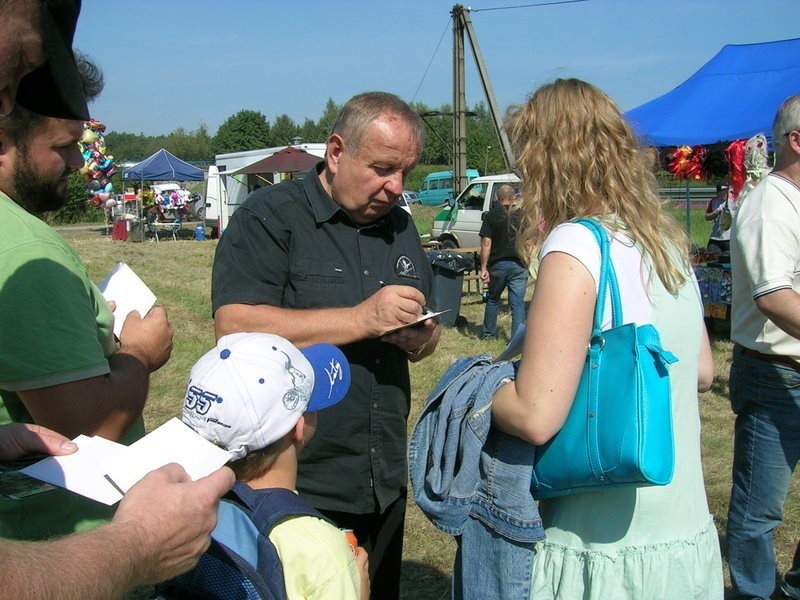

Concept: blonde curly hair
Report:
left=506, top=78, right=689, bottom=293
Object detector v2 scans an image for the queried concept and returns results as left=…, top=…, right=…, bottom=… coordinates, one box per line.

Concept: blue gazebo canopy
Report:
left=122, top=149, right=204, bottom=182
left=625, top=38, right=800, bottom=147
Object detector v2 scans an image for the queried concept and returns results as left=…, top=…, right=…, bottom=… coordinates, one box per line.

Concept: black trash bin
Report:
left=427, top=250, right=477, bottom=326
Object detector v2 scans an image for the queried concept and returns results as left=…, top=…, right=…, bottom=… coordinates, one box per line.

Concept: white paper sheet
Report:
left=103, top=418, right=230, bottom=494
left=21, top=435, right=126, bottom=505
left=384, top=309, right=452, bottom=334
left=19, top=419, right=230, bottom=506
left=97, top=262, right=157, bottom=338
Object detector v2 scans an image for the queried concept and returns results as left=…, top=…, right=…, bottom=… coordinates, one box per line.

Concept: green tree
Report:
left=268, top=114, right=299, bottom=147
left=468, top=102, right=509, bottom=174
left=300, top=117, right=324, bottom=143
left=46, top=170, right=104, bottom=225
left=104, top=131, right=149, bottom=163
left=316, top=98, right=340, bottom=139
left=162, top=124, right=212, bottom=163
left=210, top=109, right=271, bottom=156
left=415, top=102, right=451, bottom=167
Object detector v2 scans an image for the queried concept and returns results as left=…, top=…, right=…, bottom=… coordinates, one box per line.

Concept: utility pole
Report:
left=451, top=3, right=515, bottom=192
left=452, top=4, right=468, bottom=196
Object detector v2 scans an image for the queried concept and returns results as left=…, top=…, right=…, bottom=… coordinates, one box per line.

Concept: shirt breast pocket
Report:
left=294, top=257, right=346, bottom=287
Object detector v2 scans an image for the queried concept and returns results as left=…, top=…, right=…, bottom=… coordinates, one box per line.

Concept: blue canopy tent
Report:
left=122, top=148, right=204, bottom=182
left=625, top=38, right=800, bottom=236
left=625, top=37, right=800, bottom=147
left=122, top=149, right=204, bottom=241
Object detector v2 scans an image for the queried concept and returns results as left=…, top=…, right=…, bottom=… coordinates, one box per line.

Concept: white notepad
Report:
left=21, top=435, right=127, bottom=505
left=20, top=418, right=230, bottom=506
left=104, top=418, right=230, bottom=494
left=383, top=309, right=452, bottom=334
left=97, top=262, right=157, bottom=338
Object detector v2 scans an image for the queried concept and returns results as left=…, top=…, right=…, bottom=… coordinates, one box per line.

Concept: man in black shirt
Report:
left=212, top=91, right=440, bottom=599
left=479, top=184, right=528, bottom=339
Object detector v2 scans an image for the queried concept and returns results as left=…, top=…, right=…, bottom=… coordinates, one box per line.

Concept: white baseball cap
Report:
left=182, top=332, right=351, bottom=460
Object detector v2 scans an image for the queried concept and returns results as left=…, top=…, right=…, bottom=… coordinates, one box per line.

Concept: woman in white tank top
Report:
left=490, top=78, right=723, bottom=599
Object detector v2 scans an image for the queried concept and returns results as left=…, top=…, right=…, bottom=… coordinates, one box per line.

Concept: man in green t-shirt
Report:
left=0, top=58, right=174, bottom=540
left=0, top=8, right=237, bottom=599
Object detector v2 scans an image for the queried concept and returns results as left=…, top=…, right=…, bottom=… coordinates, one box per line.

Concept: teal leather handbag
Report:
left=530, top=218, right=678, bottom=500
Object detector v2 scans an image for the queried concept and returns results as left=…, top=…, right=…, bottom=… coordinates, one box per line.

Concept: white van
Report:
left=430, top=173, right=521, bottom=249
left=204, top=165, right=230, bottom=236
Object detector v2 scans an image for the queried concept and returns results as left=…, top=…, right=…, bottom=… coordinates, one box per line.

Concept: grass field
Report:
left=57, top=205, right=798, bottom=599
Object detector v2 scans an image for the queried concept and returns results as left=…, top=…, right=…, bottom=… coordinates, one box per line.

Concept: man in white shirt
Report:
left=727, top=93, right=800, bottom=600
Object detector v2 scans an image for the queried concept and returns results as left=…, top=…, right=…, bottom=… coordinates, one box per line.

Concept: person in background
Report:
left=727, top=93, right=800, bottom=600
left=704, top=182, right=733, bottom=255
left=0, top=37, right=173, bottom=541
left=212, top=91, right=440, bottom=598
left=0, top=422, right=235, bottom=600
left=490, top=78, right=721, bottom=598
left=173, top=332, right=370, bottom=599
left=479, top=183, right=528, bottom=340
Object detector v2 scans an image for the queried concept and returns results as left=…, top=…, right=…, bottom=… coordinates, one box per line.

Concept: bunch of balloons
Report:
left=79, top=119, right=117, bottom=209
left=666, top=144, right=707, bottom=181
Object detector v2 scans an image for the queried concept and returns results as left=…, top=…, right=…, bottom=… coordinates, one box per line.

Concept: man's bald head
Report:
left=497, top=184, right=516, bottom=206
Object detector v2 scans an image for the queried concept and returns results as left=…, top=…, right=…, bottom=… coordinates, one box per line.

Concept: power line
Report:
left=411, top=1, right=589, bottom=104
left=411, top=18, right=452, bottom=105
left=470, top=0, right=589, bottom=12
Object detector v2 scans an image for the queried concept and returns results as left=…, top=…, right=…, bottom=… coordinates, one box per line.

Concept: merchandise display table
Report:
left=694, top=263, right=731, bottom=321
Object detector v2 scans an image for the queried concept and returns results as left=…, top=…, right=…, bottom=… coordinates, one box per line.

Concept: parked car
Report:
left=401, top=190, right=420, bottom=204
left=397, top=193, right=413, bottom=215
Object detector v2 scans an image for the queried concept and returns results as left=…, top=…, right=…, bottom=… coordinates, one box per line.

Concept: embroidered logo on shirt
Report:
left=395, top=255, right=417, bottom=278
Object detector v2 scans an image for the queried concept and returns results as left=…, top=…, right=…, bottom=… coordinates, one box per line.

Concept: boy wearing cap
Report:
left=181, top=332, right=369, bottom=600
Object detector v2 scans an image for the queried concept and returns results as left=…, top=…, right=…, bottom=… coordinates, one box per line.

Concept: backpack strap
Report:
left=220, top=483, right=333, bottom=569
left=156, top=483, right=331, bottom=600
left=229, top=482, right=331, bottom=531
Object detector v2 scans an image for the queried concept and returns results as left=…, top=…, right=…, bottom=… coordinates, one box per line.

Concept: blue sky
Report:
left=73, top=0, right=799, bottom=136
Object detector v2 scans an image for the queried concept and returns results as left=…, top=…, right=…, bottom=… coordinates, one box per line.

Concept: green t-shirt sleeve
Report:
left=0, top=245, right=113, bottom=390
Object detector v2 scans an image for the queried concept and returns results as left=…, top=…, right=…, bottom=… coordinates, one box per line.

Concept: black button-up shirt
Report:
left=212, top=166, right=434, bottom=513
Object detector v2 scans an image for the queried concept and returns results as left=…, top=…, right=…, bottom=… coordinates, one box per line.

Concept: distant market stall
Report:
left=120, top=149, right=204, bottom=242
left=623, top=39, right=800, bottom=331
left=221, top=146, right=321, bottom=189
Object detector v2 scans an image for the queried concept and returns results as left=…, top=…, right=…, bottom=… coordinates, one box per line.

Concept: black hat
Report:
left=15, top=0, right=89, bottom=120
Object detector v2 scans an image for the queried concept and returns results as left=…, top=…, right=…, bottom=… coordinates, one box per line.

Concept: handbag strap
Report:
left=572, top=218, right=621, bottom=481
left=573, top=218, right=623, bottom=330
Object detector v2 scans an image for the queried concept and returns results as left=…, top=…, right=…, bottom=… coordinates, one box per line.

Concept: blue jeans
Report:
left=483, top=260, right=528, bottom=339
left=727, top=347, right=800, bottom=599
left=453, top=516, right=535, bottom=600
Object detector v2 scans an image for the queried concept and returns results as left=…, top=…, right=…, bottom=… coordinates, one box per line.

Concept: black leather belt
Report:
left=736, top=344, right=800, bottom=370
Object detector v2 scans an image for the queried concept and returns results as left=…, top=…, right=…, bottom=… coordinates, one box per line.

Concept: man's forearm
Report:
left=20, top=353, right=149, bottom=440
left=480, top=238, right=491, bottom=271
left=215, top=303, right=368, bottom=347
left=1, top=524, right=141, bottom=600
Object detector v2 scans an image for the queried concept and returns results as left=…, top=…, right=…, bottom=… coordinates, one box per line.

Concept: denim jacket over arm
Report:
left=409, top=354, right=543, bottom=543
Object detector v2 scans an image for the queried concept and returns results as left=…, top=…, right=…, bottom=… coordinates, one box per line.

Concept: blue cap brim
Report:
left=300, top=344, right=351, bottom=411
